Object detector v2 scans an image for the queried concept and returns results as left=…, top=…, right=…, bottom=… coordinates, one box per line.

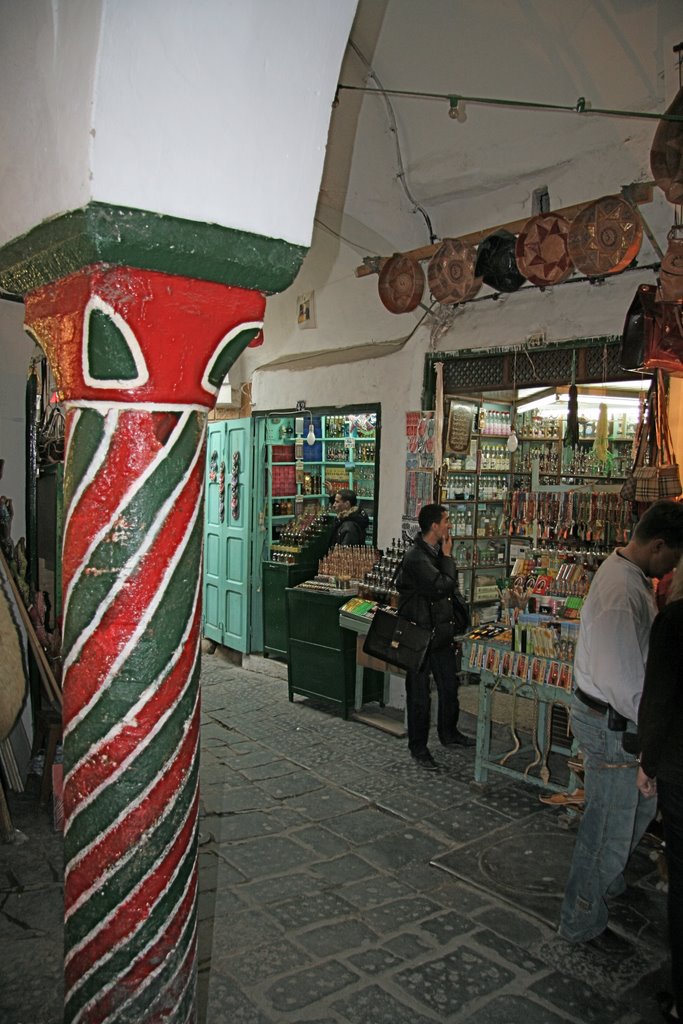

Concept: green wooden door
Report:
left=203, top=418, right=253, bottom=652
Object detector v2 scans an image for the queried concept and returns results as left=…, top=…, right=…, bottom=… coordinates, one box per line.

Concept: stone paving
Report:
left=0, top=650, right=672, bottom=1024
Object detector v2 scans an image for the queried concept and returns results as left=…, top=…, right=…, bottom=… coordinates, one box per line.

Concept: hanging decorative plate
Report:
left=515, top=214, right=574, bottom=286
left=427, top=238, right=483, bottom=304
left=567, top=195, right=642, bottom=277
left=474, top=229, right=526, bottom=293
left=651, top=85, right=683, bottom=204
left=378, top=254, right=425, bottom=313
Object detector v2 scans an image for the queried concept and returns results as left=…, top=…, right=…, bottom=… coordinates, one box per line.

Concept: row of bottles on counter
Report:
left=480, top=445, right=510, bottom=471
left=355, top=442, right=375, bottom=461
left=270, top=512, right=329, bottom=562
left=478, top=409, right=511, bottom=435
left=451, top=508, right=504, bottom=538
left=445, top=475, right=510, bottom=501
left=561, top=447, right=629, bottom=478
left=357, top=540, right=410, bottom=604
left=454, top=539, right=506, bottom=568
left=326, top=416, right=350, bottom=438
left=318, top=544, right=378, bottom=581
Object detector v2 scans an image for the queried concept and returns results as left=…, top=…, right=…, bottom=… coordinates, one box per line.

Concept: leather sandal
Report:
left=539, top=789, right=585, bottom=806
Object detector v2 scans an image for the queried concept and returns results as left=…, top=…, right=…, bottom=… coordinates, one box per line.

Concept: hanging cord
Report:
left=348, top=39, right=437, bottom=244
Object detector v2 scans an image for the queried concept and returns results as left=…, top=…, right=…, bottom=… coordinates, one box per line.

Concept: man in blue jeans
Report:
left=559, top=500, right=683, bottom=952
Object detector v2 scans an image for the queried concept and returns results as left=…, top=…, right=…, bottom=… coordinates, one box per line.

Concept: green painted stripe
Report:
left=99, top=876, right=197, bottom=1023
left=65, top=752, right=198, bottom=948
left=207, top=328, right=260, bottom=388
left=61, top=411, right=203, bottom=657
left=63, top=409, right=106, bottom=514
left=87, top=308, right=139, bottom=380
left=65, top=658, right=200, bottom=860
left=63, top=516, right=202, bottom=774
left=64, top=830, right=197, bottom=1023
left=0, top=202, right=306, bottom=298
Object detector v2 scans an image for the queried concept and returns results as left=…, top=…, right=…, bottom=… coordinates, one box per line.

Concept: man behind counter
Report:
left=328, top=489, right=369, bottom=548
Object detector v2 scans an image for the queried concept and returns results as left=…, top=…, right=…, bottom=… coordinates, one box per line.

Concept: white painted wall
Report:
left=0, top=0, right=100, bottom=247
left=0, top=0, right=358, bottom=249
left=0, top=301, right=37, bottom=541
left=236, top=0, right=683, bottom=549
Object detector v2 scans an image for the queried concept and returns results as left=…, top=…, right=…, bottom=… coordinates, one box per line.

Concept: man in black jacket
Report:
left=397, top=503, right=474, bottom=769
left=328, top=489, right=369, bottom=548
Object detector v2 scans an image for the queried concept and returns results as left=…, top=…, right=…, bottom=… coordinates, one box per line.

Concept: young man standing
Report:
left=397, top=503, right=474, bottom=770
left=559, top=500, right=683, bottom=951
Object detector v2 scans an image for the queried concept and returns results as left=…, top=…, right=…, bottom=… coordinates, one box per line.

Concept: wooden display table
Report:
left=462, top=634, right=576, bottom=794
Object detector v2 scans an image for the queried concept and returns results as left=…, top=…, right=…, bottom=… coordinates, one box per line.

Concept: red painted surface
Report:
left=25, top=264, right=265, bottom=405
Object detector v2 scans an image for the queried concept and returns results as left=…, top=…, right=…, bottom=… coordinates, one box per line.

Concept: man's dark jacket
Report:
left=396, top=536, right=461, bottom=650
left=329, top=506, right=369, bottom=547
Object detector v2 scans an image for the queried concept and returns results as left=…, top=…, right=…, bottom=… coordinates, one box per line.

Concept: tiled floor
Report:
left=0, top=652, right=672, bottom=1023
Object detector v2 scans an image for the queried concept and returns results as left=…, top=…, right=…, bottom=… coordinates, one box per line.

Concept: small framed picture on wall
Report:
left=296, top=291, right=316, bottom=329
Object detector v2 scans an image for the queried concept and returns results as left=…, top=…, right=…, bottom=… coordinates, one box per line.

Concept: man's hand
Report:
left=441, top=532, right=453, bottom=557
left=636, top=765, right=657, bottom=799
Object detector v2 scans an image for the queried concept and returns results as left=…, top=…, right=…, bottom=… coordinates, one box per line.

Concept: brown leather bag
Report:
left=660, top=225, right=683, bottom=302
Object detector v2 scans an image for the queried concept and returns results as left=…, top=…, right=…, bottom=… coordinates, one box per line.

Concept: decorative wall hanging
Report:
left=650, top=85, right=683, bottom=204
left=208, top=449, right=218, bottom=483
left=515, top=214, right=573, bottom=286
left=427, top=238, right=482, bottom=304
left=231, top=451, right=240, bottom=519
left=378, top=254, right=425, bottom=313
left=474, top=229, right=525, bottom=293
left=567, top=195, right=642, bottom=276
left=218, top=460, right=226, bottom=522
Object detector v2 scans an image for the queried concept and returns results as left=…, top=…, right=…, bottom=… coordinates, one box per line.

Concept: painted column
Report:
left=25, top=264, right=265, bottom=1024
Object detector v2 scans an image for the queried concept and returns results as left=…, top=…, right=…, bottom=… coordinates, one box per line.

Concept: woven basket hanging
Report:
left=427, top=238, right=483, bottom=304
left=515, top=214, right=574, bottom=286
left=378, top=254, right=425, bottom=314
left=474, top=229, right=525, bottom=293
left=567, top=195, right=642, bottom=277
left=651, top=85, right=683, bottom=204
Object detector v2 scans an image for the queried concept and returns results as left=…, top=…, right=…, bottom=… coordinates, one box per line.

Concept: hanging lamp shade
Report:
left=515, top=214, right=574, bottom=286
left=378, top=254, right=425, bottom=313
left=651, top=85, right=683, bottom=204
left=475, top=229, right=525, bottom=293
left=427, top=238, right=482, bottom=304
left=567, top=195, right=642, bottom=276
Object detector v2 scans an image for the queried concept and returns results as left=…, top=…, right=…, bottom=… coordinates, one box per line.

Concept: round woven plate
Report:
left=651, top=85, right=683, bottom=204
left=567, top=195, right=642, bottom=276
left=515, top=214, right=573, bottom=286
left=475, top=229, right=525, bottom=293
left=378, top=255, right=425, bottom=313
left=427, top=238, right=482, bottom=304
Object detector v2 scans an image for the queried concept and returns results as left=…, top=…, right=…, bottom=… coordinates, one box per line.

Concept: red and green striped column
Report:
left=25, top=264, right=265, bottom=1024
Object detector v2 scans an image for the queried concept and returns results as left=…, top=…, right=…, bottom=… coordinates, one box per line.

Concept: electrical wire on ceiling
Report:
left=337, top=83, right=683, bottom=124
left=314, top=216, right=382, bottom=256
left=348, top=39, right=437, bottom=244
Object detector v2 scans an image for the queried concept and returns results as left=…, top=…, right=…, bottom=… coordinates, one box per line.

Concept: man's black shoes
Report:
left=441, top=731, right=476, bottom=748
left=411, top=751, right=439, bottom=771
left=584, top=926, right=632, bottom=956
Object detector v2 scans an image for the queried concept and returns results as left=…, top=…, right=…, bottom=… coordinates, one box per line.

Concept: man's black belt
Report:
left=575, top=688, right=609, bottom=713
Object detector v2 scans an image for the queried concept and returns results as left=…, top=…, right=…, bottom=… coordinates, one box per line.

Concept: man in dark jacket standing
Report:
left=397, top=503, right=474, bottom=769
left=328, top=489, right=369, bottom=547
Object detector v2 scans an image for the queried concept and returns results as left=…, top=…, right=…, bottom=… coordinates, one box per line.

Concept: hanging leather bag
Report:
left=621, top=388, right=652, bottom=501
left=632, top=373, right=682, bottom=501
left=660, top=225, right=683, bottom=302
left=620, top=283, right=658, bottom=371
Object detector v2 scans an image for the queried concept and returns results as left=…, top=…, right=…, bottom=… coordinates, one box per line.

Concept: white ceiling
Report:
left=318, top=0, right=682, bottom=259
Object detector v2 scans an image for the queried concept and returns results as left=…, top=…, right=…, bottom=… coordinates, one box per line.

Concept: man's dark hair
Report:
left=418, top=503, right=447, bottom=534
left=634, top=500, right=683, bottom=547
left=336, top=489, right=356, bottom=506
